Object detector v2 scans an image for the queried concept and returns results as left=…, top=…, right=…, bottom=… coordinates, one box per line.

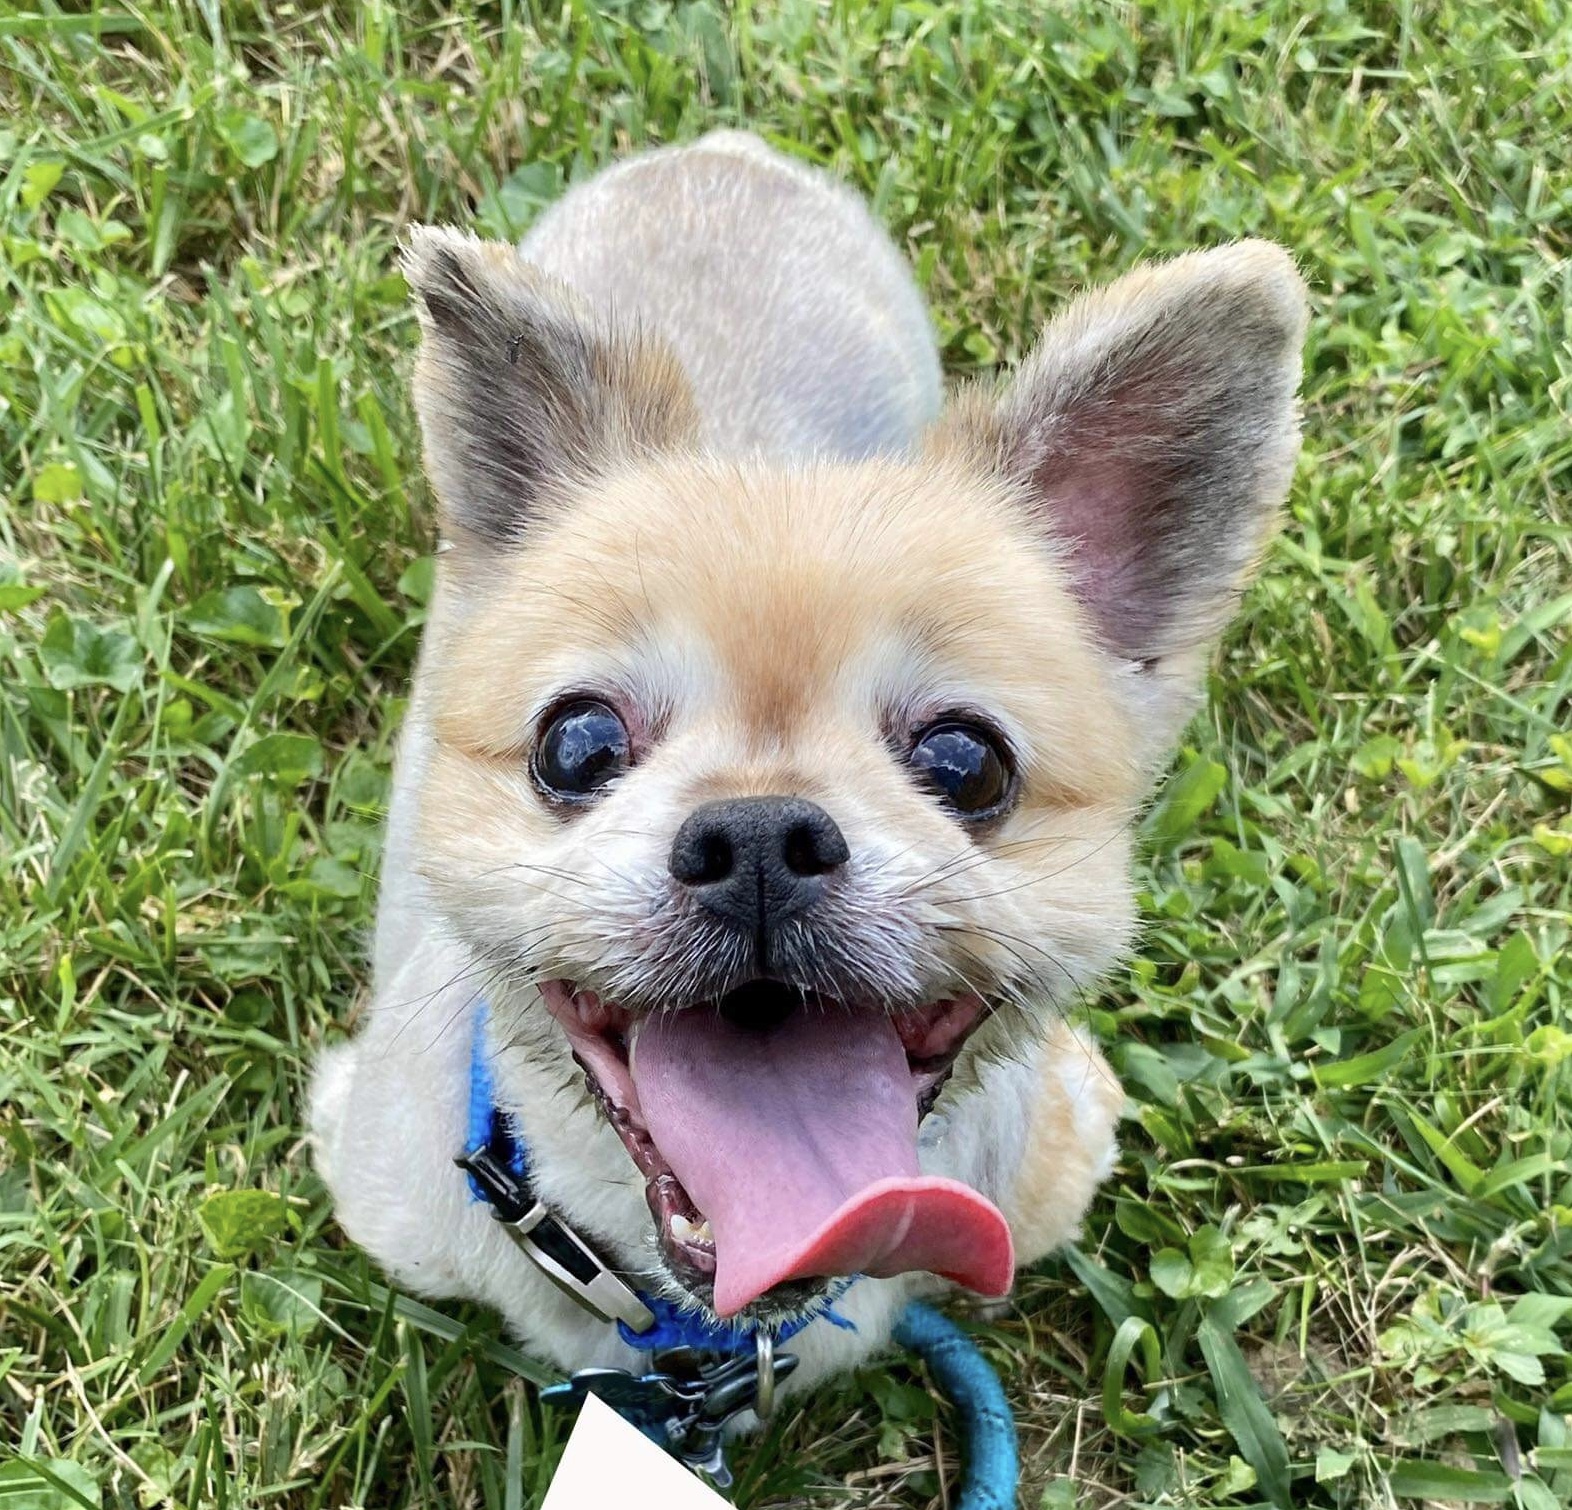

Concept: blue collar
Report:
left=463, top=1002, right=857, bottom=1356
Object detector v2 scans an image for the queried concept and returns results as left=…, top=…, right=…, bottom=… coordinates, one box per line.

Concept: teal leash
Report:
left=895, top=1302, right=1018, bottom=1510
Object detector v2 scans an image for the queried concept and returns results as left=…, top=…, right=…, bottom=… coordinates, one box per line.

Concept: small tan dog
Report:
left=312, top=130, right=1306, bottom=1394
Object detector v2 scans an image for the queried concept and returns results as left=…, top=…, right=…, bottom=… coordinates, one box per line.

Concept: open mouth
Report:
left=540, top=978, right=1014, bottom=1317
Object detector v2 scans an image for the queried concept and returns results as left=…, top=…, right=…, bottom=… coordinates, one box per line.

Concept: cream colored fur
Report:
left=310, top=129, right=1305, bottom=1401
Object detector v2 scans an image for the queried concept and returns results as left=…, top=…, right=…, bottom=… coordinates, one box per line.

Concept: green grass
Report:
left=2, top=1, right=1570, bottom=1505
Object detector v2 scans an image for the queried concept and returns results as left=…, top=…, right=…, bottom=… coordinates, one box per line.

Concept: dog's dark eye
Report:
left=534, top=701, right=631, bottom=800
left=908, top=721, right=1012, bottom=818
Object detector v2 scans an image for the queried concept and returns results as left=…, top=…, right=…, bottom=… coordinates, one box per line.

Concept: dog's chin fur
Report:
left=310, top=130, right=1305, bottom=1395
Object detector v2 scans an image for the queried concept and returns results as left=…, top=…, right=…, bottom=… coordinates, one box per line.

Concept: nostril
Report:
left=695, top=828, right=732, bottom=884
left=782, top=816, right=848, bottom=877
left=670, top=819, right=734, bottom=887
left=782, top=822, right=820, bottom=877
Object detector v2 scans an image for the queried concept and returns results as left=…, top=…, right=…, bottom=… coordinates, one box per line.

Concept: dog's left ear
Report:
left=933, top=240, right=1308, bottom=761
left=402, top=225, right=698, bottom=549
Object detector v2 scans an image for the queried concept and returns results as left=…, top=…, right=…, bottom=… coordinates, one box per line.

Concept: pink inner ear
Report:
left=1036, top=460, right=1165, bottom=661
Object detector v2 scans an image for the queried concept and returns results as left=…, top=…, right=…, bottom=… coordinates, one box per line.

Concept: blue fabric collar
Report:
left=466, top=1002, right=857, bottom=1355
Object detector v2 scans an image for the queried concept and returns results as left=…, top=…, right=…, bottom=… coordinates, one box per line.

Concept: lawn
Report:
left=2, top=2, right=1570, bottom=1506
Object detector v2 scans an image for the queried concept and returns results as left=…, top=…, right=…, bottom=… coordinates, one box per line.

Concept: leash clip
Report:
left=542, top=1342, right=798, bottom=1488
left=456, top=1146, right=656, bottom=1334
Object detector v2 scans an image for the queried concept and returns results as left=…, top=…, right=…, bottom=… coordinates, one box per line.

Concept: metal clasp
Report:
left=541, top=1341, right=799, bottom=1488
left=456, top=1147, right=655, bottom=1334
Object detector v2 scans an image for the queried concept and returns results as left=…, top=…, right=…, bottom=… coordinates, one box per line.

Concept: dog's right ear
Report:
left=402, top=226, right=698, bottom=546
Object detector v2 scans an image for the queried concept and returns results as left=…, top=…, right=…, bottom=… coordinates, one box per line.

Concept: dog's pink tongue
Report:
left=630, top=1006, right=1013, bottom=1317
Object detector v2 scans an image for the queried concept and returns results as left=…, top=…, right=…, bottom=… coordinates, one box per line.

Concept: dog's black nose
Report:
left=669, top=796, right=848, bottom=949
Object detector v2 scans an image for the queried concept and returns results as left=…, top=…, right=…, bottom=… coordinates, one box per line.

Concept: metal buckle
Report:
left=500, top=1199, right=656, bottom=1334
left=541, top=1340, right=798, bottom=1488
left=456, top=1147, right=655, bottom=1334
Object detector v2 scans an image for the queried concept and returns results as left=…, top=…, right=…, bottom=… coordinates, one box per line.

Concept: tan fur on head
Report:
left=417, top=447, right=1146, bottom=1026
left=406, top=231, right=1307, bottom=1026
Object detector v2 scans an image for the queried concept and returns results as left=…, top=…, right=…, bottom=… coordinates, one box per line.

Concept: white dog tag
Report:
left=541, top=1391, right=728, bottom=1509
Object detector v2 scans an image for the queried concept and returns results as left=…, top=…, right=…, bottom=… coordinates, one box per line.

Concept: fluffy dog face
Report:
left=402, top=229, right=1306, bottom=1319
left=424, top=454, right=1142, bottom=1014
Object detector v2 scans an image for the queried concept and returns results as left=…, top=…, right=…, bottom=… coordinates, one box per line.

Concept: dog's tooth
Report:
left=693, top=1219, right=714, bottom=1245
left=669, top=1213, right=696, bottom=1244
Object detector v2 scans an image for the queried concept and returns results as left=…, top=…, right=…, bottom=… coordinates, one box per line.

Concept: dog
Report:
left=310, top=129, right=1307, bottom=1400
